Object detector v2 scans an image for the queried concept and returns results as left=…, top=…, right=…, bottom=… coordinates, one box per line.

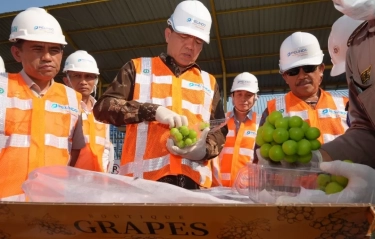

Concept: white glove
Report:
left=155, top=106, right=188, bottom=128
left=277, top=160, right=375, bottom=204
left=166, top=128, right=209, bottom=161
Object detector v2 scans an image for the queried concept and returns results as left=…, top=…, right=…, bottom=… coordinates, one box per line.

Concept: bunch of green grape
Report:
left=316, top=160, right=352, bottom=194
left=170, top=126, right=199, bottom=148
left=256, top=111, right=321, bottom=164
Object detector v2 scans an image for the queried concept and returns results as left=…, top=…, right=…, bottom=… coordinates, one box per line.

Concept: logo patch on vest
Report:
left=51, top=103, right=79, bottom=114
left=360, top=65, right=371, bottom=84
left=0, top=88, right=4, bottom=94
left=244, top=130, right=256, bottom=137
left=187, top=82, right=212, bottom=95
left=319, top=108, right=346, bottom=119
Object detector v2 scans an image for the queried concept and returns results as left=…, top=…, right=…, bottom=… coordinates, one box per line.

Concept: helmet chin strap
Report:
left=66, top=75, right=74, bottom=88
left=92, top=84, right=97, bottom=98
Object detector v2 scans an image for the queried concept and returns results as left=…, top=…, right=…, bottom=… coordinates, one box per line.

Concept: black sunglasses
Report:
left=284, top=65, right=319, bottom=76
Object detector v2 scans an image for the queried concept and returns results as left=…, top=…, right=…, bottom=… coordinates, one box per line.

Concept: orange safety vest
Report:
left=74, top=109, right=110, bottom=173
left=220, top=111, right=257, bottom=187
left=0, top=73, right=81, bottom=198
left=267, top=90, right=348, bottom=144
left=120, top=57, right=216, bottom=187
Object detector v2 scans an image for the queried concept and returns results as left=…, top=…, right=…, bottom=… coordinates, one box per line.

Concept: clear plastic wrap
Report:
left=22, top=165, right=242, bottom=204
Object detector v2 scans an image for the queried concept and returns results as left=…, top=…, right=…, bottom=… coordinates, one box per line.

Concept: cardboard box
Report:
left=0, top=202, right=374, bottom=238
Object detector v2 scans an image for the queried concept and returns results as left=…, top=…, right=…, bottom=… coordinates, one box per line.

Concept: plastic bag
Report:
left=22, top=166, right=242, bottom=204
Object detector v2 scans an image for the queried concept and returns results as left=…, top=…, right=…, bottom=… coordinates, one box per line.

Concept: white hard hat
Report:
left=0, top=56, right=5, bottom=72
left=329, top=16, right=364, bottom=76
left=167, top=0, right=212, bottom=44
left=279, top=32, right=324, bottom=73
left=63, top=50, right=99, bottom=75
left=9, top=7, right=67, bottom=45
left=231, top=72, right=259, bottom=93
left=333, top=0, right=375, bottom=20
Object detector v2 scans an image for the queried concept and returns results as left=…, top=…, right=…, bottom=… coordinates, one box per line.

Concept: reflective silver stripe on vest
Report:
left=82, top=113, right=88, bottom=120
left=132, top=57, right=152, bottom=178
left=120, top=155, right=171, bottom=175
left=201, top=71, right=214, bottom=121
left=152, top=97, right=172, bottom=107
left=45, top=134, right=69, bottom=149
left=255, top=113, right=260, bottom=131
left=321, top=95, right=348, bottom=143
left=211, top=156, right=222, bottom=186
left=275, top=97, right=286, bottom=116
left=83, top=135, right=106, bottom=146
left=0, top=73, right=8, bottom=135
left=64, top=86, right=80, bottom=152
left=0, top=134, right=30, bottom=148
left=332, top=95, right=348, bottom=131
left=275, top=96, right=309, bottom=120
left=181, top=158, right=211, bottom=185
left=0, top=73, right=9, bottom=150
left=7, top=97, right=32, bottom=110
left=227, top=129, right=235, bottom=137
left=239, top=148, right=254, bottom=157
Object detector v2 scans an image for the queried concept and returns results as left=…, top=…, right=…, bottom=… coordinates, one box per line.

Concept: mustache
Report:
left=296, top=79, right=313, bottom=86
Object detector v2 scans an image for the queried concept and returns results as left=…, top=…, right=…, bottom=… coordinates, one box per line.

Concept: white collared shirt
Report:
left=229, top=109, right=254, bottom=133
left=20, top=70, right=54, bottom=97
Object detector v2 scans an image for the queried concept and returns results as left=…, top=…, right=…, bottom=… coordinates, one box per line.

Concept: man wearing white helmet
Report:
left=63, top=50, right=114, bottom=173
left=277, top=1, right=375, bottom=204
left=219, top=72, right=259, bottom=187
left=94, top=0, right=227, bottom=189
left=0, top=56, right=5, bottom=72
left=328, top=16, right=364, bottom=77
left=255, top=32, right=349, bottom=163
left=328, top=15, right=363, bottom=127
left=0, top=7, right=85, bottom=200
left=317, top=0, right=375, bottom=168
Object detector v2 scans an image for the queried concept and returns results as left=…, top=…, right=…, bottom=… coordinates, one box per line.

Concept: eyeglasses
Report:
left=169, top=27, right=204, bottom=45
left=284, top=65, right=319, bottom=76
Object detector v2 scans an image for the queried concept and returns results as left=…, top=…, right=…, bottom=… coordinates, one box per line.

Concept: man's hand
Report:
left=166, top=128, right=209, bottom=161
left=277, top=160, right=375, bottom=204
left=155, top=106, right=188, bottom=128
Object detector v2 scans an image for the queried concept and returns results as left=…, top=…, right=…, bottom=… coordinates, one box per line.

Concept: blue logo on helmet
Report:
left=33, top=25, right=54, bottom=33
left=287, top=48, right=307, bottom=57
